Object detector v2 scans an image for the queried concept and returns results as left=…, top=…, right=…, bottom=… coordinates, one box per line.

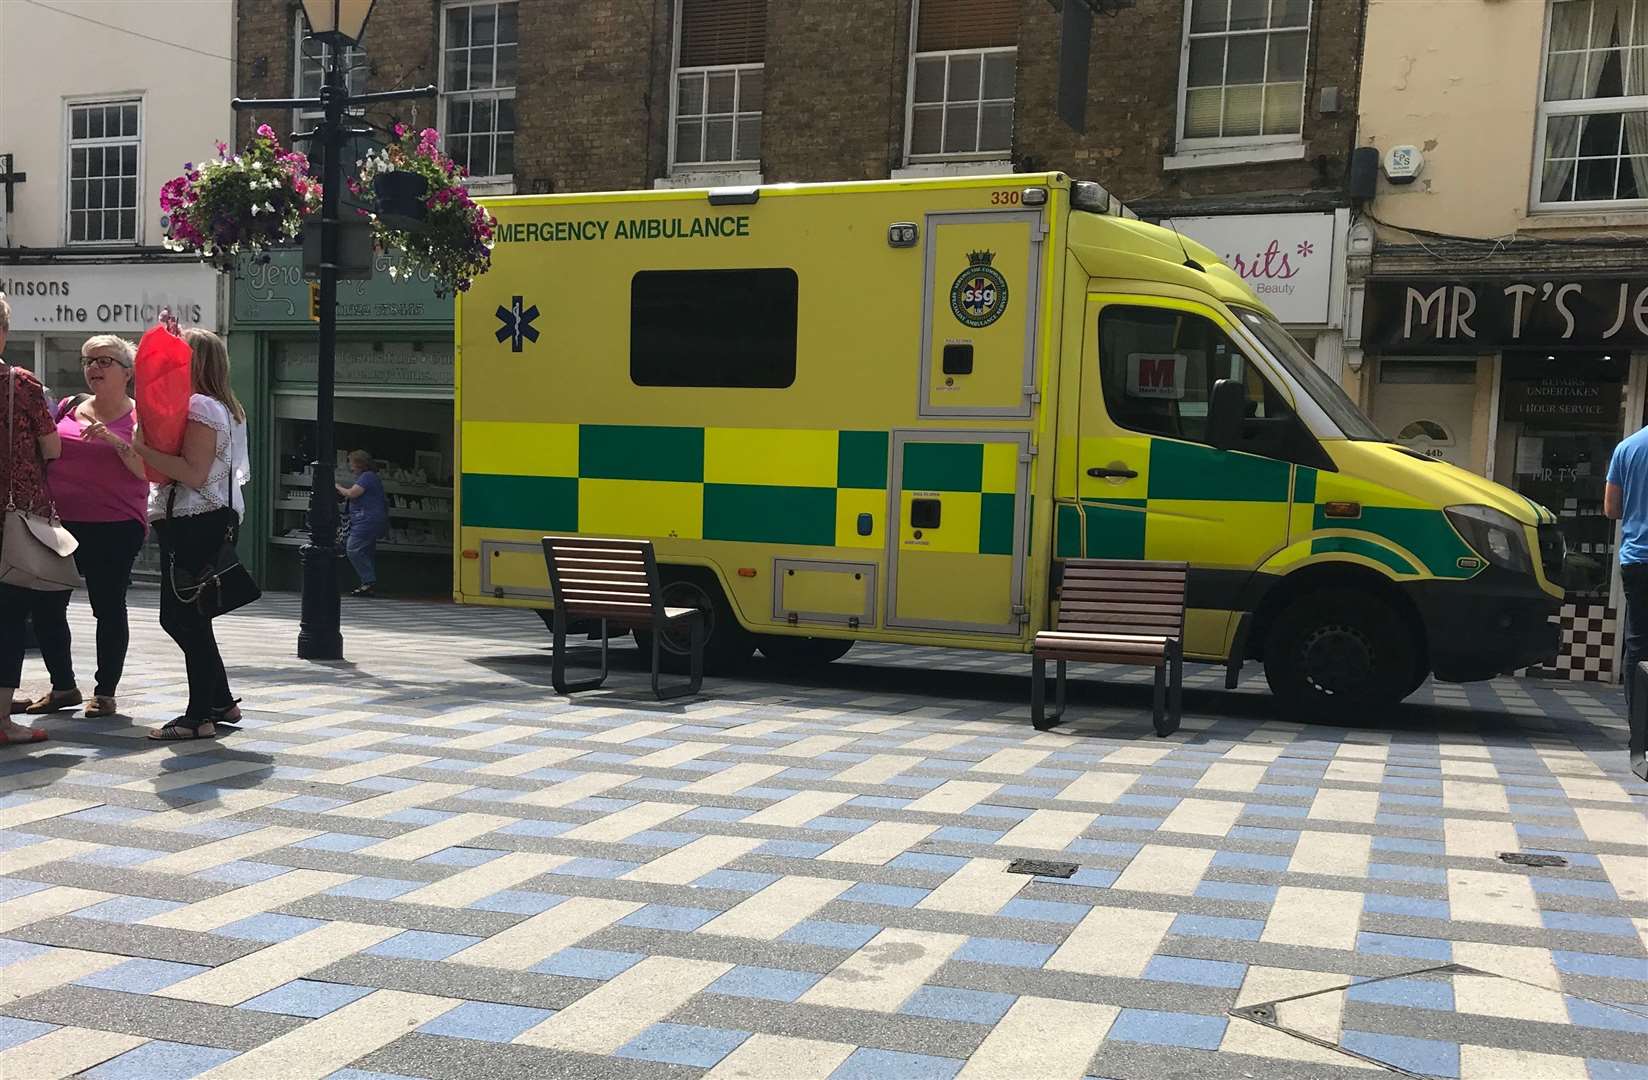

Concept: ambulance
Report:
left=454, top=172, right=1564, bottom=716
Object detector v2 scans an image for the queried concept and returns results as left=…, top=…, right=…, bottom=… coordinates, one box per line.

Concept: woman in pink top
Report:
left=20, top=335, right=149, bottom=719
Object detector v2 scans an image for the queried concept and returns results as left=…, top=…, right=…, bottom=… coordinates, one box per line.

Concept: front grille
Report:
left=1537, top=523, right=1566, bottom=584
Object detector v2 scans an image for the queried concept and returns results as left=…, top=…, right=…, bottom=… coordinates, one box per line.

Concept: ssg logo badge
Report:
left=495, top=295, right=541, bottom=353
left=950, top=250, right=1008, bottom=329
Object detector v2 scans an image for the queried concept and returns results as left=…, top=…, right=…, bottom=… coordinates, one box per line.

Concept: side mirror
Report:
left=1208, top=378, right=1245, bottom=451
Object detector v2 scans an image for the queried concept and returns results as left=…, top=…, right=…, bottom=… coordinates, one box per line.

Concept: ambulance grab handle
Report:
left=1087, top=467, right=1138, bottom=479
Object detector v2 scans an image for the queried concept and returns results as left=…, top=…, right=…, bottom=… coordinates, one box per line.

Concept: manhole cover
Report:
left=1499, top=851, right=1568, bottom=868
left=1006, top=858, right=1078, bottom=878
left=1228, top=964, right=1648, bottom=1078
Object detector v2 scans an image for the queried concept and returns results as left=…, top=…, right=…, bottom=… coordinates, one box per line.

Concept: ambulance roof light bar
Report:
left=1070, top=181, right=1111, bottom=214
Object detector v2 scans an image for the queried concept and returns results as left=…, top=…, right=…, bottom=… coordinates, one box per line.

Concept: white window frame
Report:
left=1531, top=0, right=1648, bottom=213
left=1174, top=0, right=1311, bottom=154
left=438, top=0, right=519, bottom=189
left=63, top=95, right=143, bottom=247
left=667, top=0, right=764, bottom=174
left=903, top=41, right=1017, bottom=164
left=292, top=11, right=368, bottom=130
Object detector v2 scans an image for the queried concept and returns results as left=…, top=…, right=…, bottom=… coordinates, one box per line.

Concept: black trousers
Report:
left=154, top=508, right=238, bottom=720
left=1, top=583, right=66, bottom=689
left=31, top=519, right=145, bottom=697
left=1623, top=563, right=1648, bottom=713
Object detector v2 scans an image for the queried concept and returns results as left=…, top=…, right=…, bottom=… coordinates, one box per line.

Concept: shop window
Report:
left=671, top=0, right=765, bottom=169
left=630, top=268, right=797, bottom=388
left=441, top=2, right=518, bottom=180
left=907, top=0, right=1016, bottom=160
left=66, top=100, right=140, bottom=244
left=1099, top=304, right=1290, bottom=445
left=1538, top=0, right=1648, bottom=207
left=1178, top=0, right=1311, bottom=146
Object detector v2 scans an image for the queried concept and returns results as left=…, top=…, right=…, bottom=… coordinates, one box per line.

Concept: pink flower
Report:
left=394, top=122, right=408, bottom=137
left=256, top=123, right=276, bottom=139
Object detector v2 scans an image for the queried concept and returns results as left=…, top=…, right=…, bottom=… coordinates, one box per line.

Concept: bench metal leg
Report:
left=1160, top=640, right=1183, bottom=737
left=1151, top=661, right=1167, bottom=736
left=1031, top=657, right=1068, bottom=731
left=651, top=613, right=706, bottom=701
left=553, top=616, right=611, bottom=696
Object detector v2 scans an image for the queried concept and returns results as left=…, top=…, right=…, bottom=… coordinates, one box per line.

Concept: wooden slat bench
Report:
left=540, top=536, right=705, bottom=699
left=1032, top=558, right=1187, bottom=736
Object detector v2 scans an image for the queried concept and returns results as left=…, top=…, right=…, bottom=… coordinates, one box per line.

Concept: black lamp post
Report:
left=231, top=0, right=433, bottom=659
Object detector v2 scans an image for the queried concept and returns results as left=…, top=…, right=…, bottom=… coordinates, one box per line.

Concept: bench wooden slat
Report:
left=1060, top=559, right=1189, bottom=572
left=1056, top=600, right=1182, bottom=616
left=1062, top=567, right=1186, bottom=583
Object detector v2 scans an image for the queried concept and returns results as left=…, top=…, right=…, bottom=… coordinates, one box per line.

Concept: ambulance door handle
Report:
left=1087, top=467, right=1138, bottom=479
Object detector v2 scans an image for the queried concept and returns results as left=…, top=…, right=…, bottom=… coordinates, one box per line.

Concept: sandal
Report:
left=208, top=699, right=243, bottom=727
left=10, top=698, right=29, bottom=715
left=147, top=718, right=216, bottom=741
left=26, top=689, right=82, bottom=715
left=0, top=726, right=48, bottom=745
left=84, top=695, right=119, bottom=719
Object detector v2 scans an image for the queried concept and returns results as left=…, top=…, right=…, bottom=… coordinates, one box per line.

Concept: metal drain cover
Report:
left=1499, top=851, right=1568, bottom=868
left=1006, top=858, right=1078, bottom=878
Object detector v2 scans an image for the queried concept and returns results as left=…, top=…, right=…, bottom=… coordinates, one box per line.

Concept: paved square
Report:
left=0, top=590, right=1643, bottom=1079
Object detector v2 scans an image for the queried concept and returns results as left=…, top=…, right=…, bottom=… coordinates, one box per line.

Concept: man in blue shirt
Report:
left=336, top=450, right=389, bottom=598
left=1605, top=426, right=1648, bottom=779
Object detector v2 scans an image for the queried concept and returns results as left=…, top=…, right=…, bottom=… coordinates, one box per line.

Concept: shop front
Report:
left=0, top=258, right=221, bottom=577
left=228, top=250, right=454, bottom=595
left=1361, top=275, right=1648, bottom=681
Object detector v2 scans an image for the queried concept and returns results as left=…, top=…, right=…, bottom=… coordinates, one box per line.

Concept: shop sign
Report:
left=1163, top=212, right=1337, bottom=325
left=0, top=262, right=217, bottom=333
left=274, top=340, right=453, bottom=388
left=1500, top=375, right=1622, bottom=425
left=1365, top=277, right=1648, bottom=353
left=233, top=249, right=453, bottom=326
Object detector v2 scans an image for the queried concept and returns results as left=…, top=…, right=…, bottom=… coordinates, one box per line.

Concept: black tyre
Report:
left=756, top=635, right=854, bottom=670
left=1262, top=588, right=1417, bottom=720
left=633, top=573, right=756, bottom=674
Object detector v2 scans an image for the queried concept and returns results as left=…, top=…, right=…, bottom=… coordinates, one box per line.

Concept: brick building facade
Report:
left=234, top=0, right=1363, bottom=211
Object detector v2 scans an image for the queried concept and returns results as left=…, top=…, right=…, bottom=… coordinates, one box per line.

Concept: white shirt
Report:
left=148, top=394, right=249, bottom=521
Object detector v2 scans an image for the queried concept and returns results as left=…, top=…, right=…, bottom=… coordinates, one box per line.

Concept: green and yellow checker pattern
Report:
left=896, top=440, right=1021, bottom=556
left=1291, top=466, right=1479, bottom=580
left=461, top=423, right=890, bottom=548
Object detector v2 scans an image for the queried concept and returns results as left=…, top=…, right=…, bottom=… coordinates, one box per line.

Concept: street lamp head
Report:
left=301, top=0, right=376, bottom=46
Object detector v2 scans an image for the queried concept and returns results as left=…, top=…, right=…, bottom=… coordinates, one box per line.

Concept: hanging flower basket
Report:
left=160, top=124, right=320, bottom=271
left=354, top=124, right=494, bottom=294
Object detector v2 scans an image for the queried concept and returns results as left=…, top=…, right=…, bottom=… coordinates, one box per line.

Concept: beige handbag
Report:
left=0, top=367, right=80, bottom=591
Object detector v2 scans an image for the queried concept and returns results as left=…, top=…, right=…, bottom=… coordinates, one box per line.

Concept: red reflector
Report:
left=737, top=567, right=757, bottom=578
left=461, top=549, right=480, bottom=560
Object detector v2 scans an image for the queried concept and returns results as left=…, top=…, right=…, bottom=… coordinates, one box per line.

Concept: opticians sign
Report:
left=1364, top=277, right=1648, bottom=353
left=0, top=261, right=218, bottom=332
left=1162, top=212, right=1338, bottom=326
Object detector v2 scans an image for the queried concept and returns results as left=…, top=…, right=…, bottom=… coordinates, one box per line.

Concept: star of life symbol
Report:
left=495, top=295, right=540, bottom=352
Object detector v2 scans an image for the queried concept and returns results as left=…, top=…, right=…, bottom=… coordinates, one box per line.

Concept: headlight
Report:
left=1445, top=504, right=1532, bottom=573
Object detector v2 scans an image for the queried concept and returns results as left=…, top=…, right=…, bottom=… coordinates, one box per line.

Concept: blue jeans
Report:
left=347, top=530, right=382, bottom=587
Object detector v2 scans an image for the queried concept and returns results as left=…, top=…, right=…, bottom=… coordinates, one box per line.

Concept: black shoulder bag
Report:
left=166, top=418, right=261, bottom=618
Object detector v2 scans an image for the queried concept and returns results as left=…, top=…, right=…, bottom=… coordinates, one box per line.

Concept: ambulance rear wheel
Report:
left=757, top=635, right=854, bottom=669
left=633, top=575, right=756, bottom=674
left=1262, top=589, right=1414, bottom=720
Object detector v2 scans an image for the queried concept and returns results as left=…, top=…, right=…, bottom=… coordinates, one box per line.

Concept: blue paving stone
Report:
left=693, top=869, right=780, bottom=892
left=327, top=876, right=422, bottom=900
left=1369, top=863, right=1449, bottom=885
left=0, top=1017, right=55, bottom=1051
left=841, top=882, right=931, bottom=908
left=954, top=937, right=1057, bottom=968
left=830, top=1048, right=964, bottom=1080
left=351, top=776, right=419, bottom=792
left=932, top=826, right=1008, bottom=843
left=1244, top=803, right=1309, bottom=819
left=1569, top=998, right=1648, bottom=1034
left=274, top=795, right=350, bottom=813
left=997, top=897, right=1090, bottom=923
left=1555, top=951, right=1648, bottom=980
left=755, top=839, right=833, bottom=859
left=418, top=1001, right=557, bottom=1042
left=73, top=844, right=167, bottom=867
left=1067, top=839, right=1142, bottom=858
left=1347, top=976, right=1455, bottom=1011
left=417, top=846, right=504, bottom=867
left=620, top=904, right=721, bottom=931
left=65, top=805, right=153, bottom=825
left=293, top=832, right=378, bottom=852
left=1227, top=826, right=1300, bottom=844
left=77, top=958, right=210, bottom=993
left=77, top=895, right=186, bottom=922
left=1094, top=814, right=1165, bottom=831
left=86, top=1040, right=240, bottom=1080
left=365, top=930, right=483, bottom=961
left=1364, top=893, right=1451, bottom=920
left=383, top=808, right=455, bottom=826
left=1543, top=911, right=1640, bottom=937
left=1254, top=784, right=1317, bottom=798
left=887, top=852, right=972, bottom=874
left=809, top=816, right=876, bottom=834
left=567, top=796, right=637, bottom=813
left=1210, top=851, right=1291, bottom=872
left=470, top=890, right=566, bottom=915
left=707, top=965, right=824, bottom=1002
left=216, top=912, right=331, bottom=942
left=1371, top=837, right=1446, bottom=856
left=1532, top=877, right=1619, bottom=899
left=972, top=804, right=1038, bottom=820
left=1375, top=813, right=1446, bottom=831
left=1588, top=1058, right=1648, bottom=1079
left=627, top=829, right=700, bottom=847
left=240, top=979, right=376, bottom=1018
left=548, top=857, right=644, bottom=878
left=900, top=985, right=1017, bottom=1024
left=616, top=1022, right=750, bottom=1068
left=1339, top=1031, right=1460, bottom=1078
left=0, top=878, right=49, bottom=903
left=581, top=752, right=642, bottom=766
left=1170, top=913, right=1264, bottom=941
left=0, top=938, right=51, bottom=965
left=681, top=806, right=752, bottom=823
left=1356, top=933, right=1453, bottom=961
left=780, top=921, right=883, bottom=950
left=532, top=948, right=644, bottom=980
left=1109, top=1009, right=1227, bottom=1050
left=1144, top=955, right=1246, bottom=989
left=496, top=818, right=575, bottom=838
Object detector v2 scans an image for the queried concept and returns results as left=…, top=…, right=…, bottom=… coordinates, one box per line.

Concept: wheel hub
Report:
left=1299, top=623, right=1374, bottom=694
left=659, top=582, right=711, bottom=655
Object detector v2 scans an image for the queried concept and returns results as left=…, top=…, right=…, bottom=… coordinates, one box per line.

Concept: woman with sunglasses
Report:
left=20, top=336, right=149, bottom=719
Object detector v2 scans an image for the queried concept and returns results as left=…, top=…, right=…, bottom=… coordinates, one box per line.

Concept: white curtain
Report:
left=1544, top=0, right=1615, bottom=200
left=1621, top=0, right=1648, bottom=197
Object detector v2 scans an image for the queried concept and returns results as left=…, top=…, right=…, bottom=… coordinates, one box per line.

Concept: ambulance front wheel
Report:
left=757, top=635, right=855, bottom=669
left=1262, top=589, right=1416, bottom=720
left=633, top=573, right=756, bottom=674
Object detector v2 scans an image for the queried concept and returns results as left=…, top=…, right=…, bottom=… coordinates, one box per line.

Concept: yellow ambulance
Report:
left=454, top=172, right=1564, bottom=716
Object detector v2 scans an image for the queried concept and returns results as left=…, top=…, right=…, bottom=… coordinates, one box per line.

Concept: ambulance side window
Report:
left=1098, top=305, right=1291, bottom=448
left=630, top=268, right=799, bottom=388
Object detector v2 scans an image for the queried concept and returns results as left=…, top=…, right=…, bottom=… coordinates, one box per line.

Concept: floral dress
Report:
left=2, top=363, right=55, bottom=515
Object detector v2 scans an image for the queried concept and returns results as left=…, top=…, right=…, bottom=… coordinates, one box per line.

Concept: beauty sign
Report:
left=1163, top=213, right=1337, bottom=326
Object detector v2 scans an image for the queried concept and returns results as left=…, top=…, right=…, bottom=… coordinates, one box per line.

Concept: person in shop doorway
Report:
left=337, top=450, right=386, bottom=597
left=1605, top=426, right=1648, bottom=780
